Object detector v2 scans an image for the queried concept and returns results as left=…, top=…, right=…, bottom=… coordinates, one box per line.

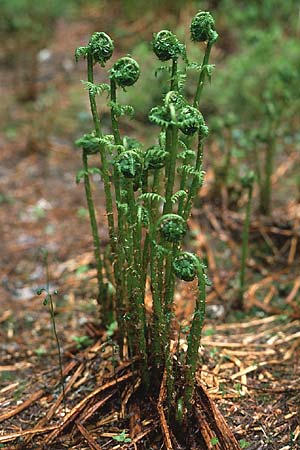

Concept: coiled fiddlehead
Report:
left=152, top=30, right=184, bottom=61
left=110, top=57, right=140, bottom=87
left=156, top=214, right=187, bottom=243
left=190, top=11, right=218, bottom=43
left=173, top=252, right=199, bottom=281
left=88, top=32, right=114, bottom=66
left=149, top=92, right=185, bottom=128
left=75, top=132, right=101, bottom=155
left=114, top=150, right=143, bottom=179
left=144, top=145, right=168, bottom=170
left=178, top=105, right=204, bottom=136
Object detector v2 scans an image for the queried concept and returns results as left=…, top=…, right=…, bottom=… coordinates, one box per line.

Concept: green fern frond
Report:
left=81, top=81, right=110, bottom=96
left=177, top=150, right=195, bottom=161
left=177, top=165, right=205, bottom=186
left=109, top=101, right=135, bottom=118
left=154, top=65, right=171, bottom=78
left=76, top=170, right=87, bottom=184
left=116, top=201, right=129, bottom=215
left=153, top=241, right=172, bottom=258
left=186, top=62, right=202, bottom=71
left=75, top=46, right=88, bottom=62
left=171, top=190, right=188, bottom=204
left=75, top=167, right=102, bottom=184
left=138, top=193, right=166, bottom=204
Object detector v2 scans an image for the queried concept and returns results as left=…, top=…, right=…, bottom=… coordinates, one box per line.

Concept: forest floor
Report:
left=1, top=10, right=300, bottom=450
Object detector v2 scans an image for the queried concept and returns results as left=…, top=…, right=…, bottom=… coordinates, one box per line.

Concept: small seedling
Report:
left=37, top=248, right=65, bottom=411
left=75, top=264, right=90, bottom=277
left=112, top=430, right=131, bottom=443
left=34, top=347, right=47, bottom=357
left=210, top=436, right=219, bottom=446
left=72, top=335, right=93, bottom=349
left=239, top=439, right=251, bottom=449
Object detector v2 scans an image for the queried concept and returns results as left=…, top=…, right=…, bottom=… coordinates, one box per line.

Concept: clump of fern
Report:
left=75, top=11, right=218, bottom=422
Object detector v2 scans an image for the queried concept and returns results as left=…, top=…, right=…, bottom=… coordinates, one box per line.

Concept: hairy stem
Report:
left=193, top=40, right=214, bottom=109
left=82, top=151, right=106, bottom=315
left=183, top=132, right=204, bottom=220
left=87, top=52, right=116, bottom=252
left=184, top=264, right=206, bottom=412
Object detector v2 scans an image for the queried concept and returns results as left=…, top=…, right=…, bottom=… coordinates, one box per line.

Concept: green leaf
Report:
left=75, top=46, right=88, bottom=62
left=72, top=335, right=93, bottom=349
left=76, top=170, right=87, bottom=184
left=81, top=80, right=110, bottom=96
left=138, top=193, right=166, bottom=203
left=75, top=265, right=90, bottom=276
left=239, top=439, right=251, bottom=449
left=171, top=190, right=187, bottom=204
left=112, top=430, right=131, bottom=443
left=88, top=167, right=102, bottom=177
left=211, top=437, right=219, bottom=445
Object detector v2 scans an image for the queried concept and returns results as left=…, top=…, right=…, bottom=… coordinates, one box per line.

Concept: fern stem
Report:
left=183, top=132, right=204, bottom=220
left=109, top=78, right=127, bottom=356
left=87, top=52, right=116, bottom=254
left=82, top=151, right=106, bottom=316
left=193, top=40, right=213, bottom=109
left=184, top=264, right=206, bottom=411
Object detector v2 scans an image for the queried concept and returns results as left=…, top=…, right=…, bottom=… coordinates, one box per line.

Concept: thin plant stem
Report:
left=239, top=183, right=253, bottom=307
left=260, top=133, right=275, bottom=215
left=82, top=150, right=106, bottom=316
left=184, top=264, right=206, bottom=411
left=193, top=40, right=214, bottom=109
left=39, top=250, right=66, bottom=413
left=87, top=52, right=116, bottom=252
left=183, top=132, right=204, bottom=220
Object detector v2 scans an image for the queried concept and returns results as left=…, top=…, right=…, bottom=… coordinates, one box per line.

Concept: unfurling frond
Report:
left=137, top=193, right=166, bottom=204
left=171, top=190, right=188, bottom=204
left=81, top=81, right=110, bottom=96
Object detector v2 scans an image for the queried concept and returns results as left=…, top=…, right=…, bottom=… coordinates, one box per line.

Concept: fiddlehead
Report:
left=88, top=32, right=114, bottom=66
left=190, top=11, right=218, bottom=43
left=114, top=150, right=143, bottom=179
left=156, top=214, right=187, bottom=243
left=152, top=30, right=185, bottom=62
left=144, top=145, right=168, bottom=170
left=75, top=132, right=101, bottom=155
left=178, top=105, right=204, bottom=136
left=173, top=252, right=200, bottom=281
left=110, top=56, right=140, bottom=87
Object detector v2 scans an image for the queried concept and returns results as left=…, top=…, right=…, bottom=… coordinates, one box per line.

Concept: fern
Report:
left=76, top=167, right=102, bottom=184
left=177, top=149, right=195, bottom=161
left=171, top=190, right=187, bottom=204
left=109, top=101, right=135, bottom=118
left=154, top=65, right=171, bottom=78
left=75, top=46, right=88, bottom=62
left=81, top=81, right=110, bottom=96
left=137, top=192, right=166, bottom=204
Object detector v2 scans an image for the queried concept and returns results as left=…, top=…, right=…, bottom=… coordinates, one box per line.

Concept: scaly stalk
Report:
left=87, top=52, right=116, bottom=252
left=82, top=150, right=107, bottom=319
left=193, top=40, right=214, bottom=109
left=184, top=264, right=206, bottom=411
left=110, top=77, right=126, bottom=356
left=183, top=131, right=204, bottom=220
